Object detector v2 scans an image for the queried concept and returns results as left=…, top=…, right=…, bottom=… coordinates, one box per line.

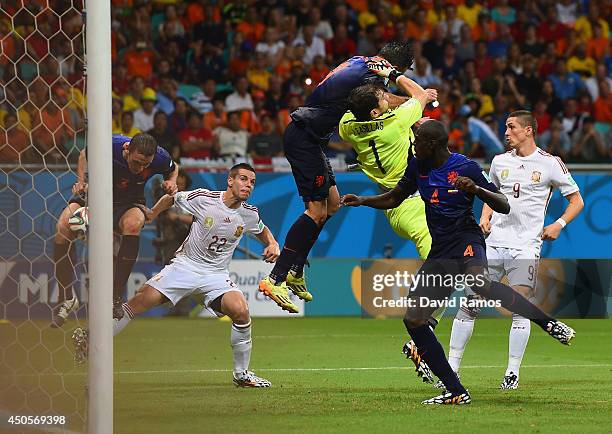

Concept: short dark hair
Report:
left=378, top=41, right=414, bottom=71
left=417, top=120, right=448, bottom=148
left=348, top=84, right=384, bottom=121
left=129, top=133, right=158, bottom=156
left=229, top=162, right=256, bottom=178
left=508, top=110, right=538, bottom=135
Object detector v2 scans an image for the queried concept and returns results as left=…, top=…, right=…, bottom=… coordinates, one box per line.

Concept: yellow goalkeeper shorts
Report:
left=384, top=195, right=431, bottom=260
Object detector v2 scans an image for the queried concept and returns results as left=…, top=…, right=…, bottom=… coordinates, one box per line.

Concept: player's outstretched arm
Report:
left=454, top=176, right=510, bottom=214
left=480, top=203, right=493, bottom=235
left=254, top=226, right=280, bottom=263
left=162, top=161, right=179, bottom=195
left=341, top=186, right=408, bottom=210
left=147, top=194, right=175, bottom=222
left=72, top=149, right=88, bottom=197
left=542, top=191, right=584, bottom=240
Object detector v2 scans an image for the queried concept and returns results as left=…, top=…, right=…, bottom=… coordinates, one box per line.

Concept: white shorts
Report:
left=486, top=246, right=539, bottom=290
left=146, top=257, right=242, bottom=317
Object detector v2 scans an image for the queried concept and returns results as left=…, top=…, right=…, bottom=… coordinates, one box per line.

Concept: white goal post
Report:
left=85, top=0, right=113, bottom=432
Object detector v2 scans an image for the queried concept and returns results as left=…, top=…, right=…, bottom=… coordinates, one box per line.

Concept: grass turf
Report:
left=112, top=317, right=612, bottom=434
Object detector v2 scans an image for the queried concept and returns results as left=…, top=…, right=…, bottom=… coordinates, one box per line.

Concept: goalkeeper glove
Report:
left=366, top=57, right=402, bottom=82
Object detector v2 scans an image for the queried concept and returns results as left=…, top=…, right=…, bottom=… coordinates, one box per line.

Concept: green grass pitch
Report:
left=113, top=317, right=612, bottom=434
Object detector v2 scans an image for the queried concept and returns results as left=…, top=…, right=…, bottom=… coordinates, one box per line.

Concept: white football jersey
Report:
left=172, top=189, right=265, bottom=272
left=486, top=148, right=579, bottom=253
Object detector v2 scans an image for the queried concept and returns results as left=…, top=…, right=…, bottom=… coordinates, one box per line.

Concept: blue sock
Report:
left=406, top=323, right=467, bottom=395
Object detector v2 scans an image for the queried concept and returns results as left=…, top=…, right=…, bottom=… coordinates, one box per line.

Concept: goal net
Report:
left=1, top=1, right=88, bottom=431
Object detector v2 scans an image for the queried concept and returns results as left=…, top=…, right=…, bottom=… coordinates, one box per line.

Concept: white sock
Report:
left=448, top=310, right=476, bottom=373
left=231, top=321, right=252, bottom=374
left=113, top=303, right=134, bottom=336
left=506, top=314, right=531, bottom=377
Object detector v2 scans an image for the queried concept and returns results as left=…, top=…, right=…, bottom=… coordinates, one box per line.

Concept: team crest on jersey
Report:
left=501, top=169, right=509, bottom=180
left=234, top=226, right=244, bottom=237
left=314, top=175, right=325, bottom=188
left=531, top=171, right=542, bottom=183
left=204, top=216, right=214, bottom=228
left=447, top=171, right=458, bottom=184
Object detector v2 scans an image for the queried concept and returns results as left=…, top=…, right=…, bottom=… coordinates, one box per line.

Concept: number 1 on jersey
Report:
left=368, top=140, right=386, bottom=174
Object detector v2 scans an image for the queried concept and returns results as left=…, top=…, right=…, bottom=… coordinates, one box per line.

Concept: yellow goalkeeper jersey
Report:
left=339, top=98, right=423, bottom=189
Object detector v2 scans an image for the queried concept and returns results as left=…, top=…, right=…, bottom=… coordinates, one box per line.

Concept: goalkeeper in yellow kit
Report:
left=339, top=72, right=441, bottom=383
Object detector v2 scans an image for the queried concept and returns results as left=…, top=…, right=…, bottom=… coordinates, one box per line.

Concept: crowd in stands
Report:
left=1, top=0, right=611, bottom=165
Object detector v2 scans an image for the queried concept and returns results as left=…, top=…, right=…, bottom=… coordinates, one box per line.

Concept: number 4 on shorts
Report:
left=463, top=244, right=474, bottom=257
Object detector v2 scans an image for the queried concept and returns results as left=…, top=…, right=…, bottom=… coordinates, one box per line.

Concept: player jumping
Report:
left=258, top=42, right=416, bottom=314
left=342, top=120, right=576, bottom=405
left=339, top=76, right=440, bottom=383
left=444, top=111, right=584, bottom=390
left=53, top=133, right=178, bottom=327
left=74, top=163, right=279, bottom=387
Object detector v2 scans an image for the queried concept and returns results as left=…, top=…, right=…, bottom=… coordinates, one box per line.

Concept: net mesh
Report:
left=1, top=0, right=88, bottom=431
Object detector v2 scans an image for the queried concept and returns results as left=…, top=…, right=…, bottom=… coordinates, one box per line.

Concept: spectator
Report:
left=331, top=3, right=359, bottom=41
left=539, top=116, right=571, bottom=160
left=169, top=97, right=189, bottom=133
left=133, top=87, right=158, bottom=132
left=537, top=6, right=567, bottom=45
left=148, top=111, right=180, bottom=160
left=567, top=43, right=597, bottom=79
left=471, top=10, right=497, bottom=42
left=236, top=6, right=265, bottom=46
left=487, top=23, right=513, bottom=59
left=574, top=3, right=610, bottom=44
left=491, top=0, right=516, bottom=25
left=520, top=25, right=545, bottom=57
left=561, top=98, right=584, bottom=136
left=457, top=104, right=505, bottom=161
left=482, top=56, right=507, bottom=98
left=406, top=9, right=432, bottom=42
left=457, top=0, right=482, bottom=28
left=247, top=53, right=272, bottom=91
left=123, top=37, right=155, bottom=81
left=189, top=78, right=216, bottom=115
left=585, top=64, right=612, bottom=102
left=570, top=116, right=608, bottom=162
left=326, top=24, right=356, bottom=65
left=539, top=79, right=564, bottom=116
left=586, top=23, right=609, bottom=62
left=192, top=3, right=225, bottom=50
left=119, top=111, right=140, bottom=137
left=0, top=111, right=29, bottom=163
left=310, top=7, right=333, bottom=41
left=474, top=41, right=493, bottom=81
left=191, top=41, right=226, bottom=84
left=156, top=75, right=179, bottom=115
left=256, top=27, right=285, bottom=66
left=158, top=5, right=185, bottom=44
left=112, top=93, right=123, bottom=134
left=179, top=110, right=216, bottom=159
left=277, top=94, right=301, bottom=134
left=408, top=57, right=441, bottom=89
left=556, top=0, right=577, bottom=27
left=122, top=76, right=144, bottom=112
left=440, top=5, right=463, bottom=44
left=533, top=100, right=551, bottom=133
left=423, top=24, right=446, bottom=71
left=248, top=112, right=283, bottom=158
left=456, top=24, right=475, bottom=63
left=548, top=58, right=585, bottom=100
left=294, top=23, right=326, bottom=66
left=356, top=24, right=379, bottom=57
left=440, top=43, right=461, bottom=81
left=214, top=111, right=249, bottom=158
left=204, top=96, right=228, bottom=131
left=308, top=55, right=331, bottom=87
left=264, top=76, right=286, bottom=116
left=593, top=80, right=612, bottom=125
left=517, top=54, right=542, bottom=107
left=225, top=76, right=254, bottom=112
left=467, top=77, right=494, bottom=117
